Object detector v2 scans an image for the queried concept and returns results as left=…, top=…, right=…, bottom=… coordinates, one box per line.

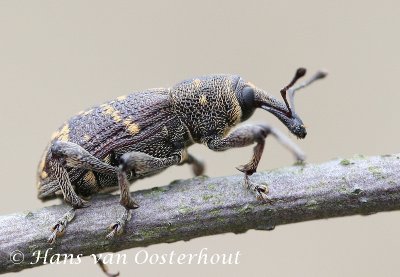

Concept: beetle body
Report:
left=38, top=75, right=249, bottom=200
left=36, top=70, right=326, bottom=242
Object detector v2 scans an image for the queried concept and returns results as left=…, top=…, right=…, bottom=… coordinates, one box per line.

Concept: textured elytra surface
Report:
left=36, top=75, right=250, bottom=199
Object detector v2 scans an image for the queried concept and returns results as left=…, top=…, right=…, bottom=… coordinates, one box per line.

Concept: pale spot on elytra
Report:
left=199, top=95, right=207, bottom=105
left=193, top=79, right=201, bottom=90
left=83, top=134, right=91, bottom=142
left=102, top=104, right=122, bottom=123
left=123, top=118, right=140, bottom=135
left=52, top=124, right=70, bottom=141
left=117, top=95, right=127, bottom=101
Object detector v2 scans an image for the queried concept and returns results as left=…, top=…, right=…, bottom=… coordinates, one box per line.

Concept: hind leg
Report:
left=179, top=150, right=205, bottom=176
left=48, top=140, right=118, bottom=243
left=45, top=158, right=88, bottom=244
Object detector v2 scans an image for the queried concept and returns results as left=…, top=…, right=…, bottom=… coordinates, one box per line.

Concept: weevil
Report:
left=37, top=68, right=326, bottom=243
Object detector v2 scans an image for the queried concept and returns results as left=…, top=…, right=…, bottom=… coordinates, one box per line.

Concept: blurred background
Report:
left=0, top=1, right=399, bottom=276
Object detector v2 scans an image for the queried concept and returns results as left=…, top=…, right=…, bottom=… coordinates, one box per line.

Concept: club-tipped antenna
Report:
left=287, top=70, right=327, bottom=116
left=280, top=68, right=328, bottom=117
left=280, top=68, right=306, bottom=117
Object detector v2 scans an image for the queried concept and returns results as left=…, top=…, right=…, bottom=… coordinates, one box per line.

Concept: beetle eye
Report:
left=238, top=86, right=255, bottom=121
left=241, top=86, right=255, bottom=109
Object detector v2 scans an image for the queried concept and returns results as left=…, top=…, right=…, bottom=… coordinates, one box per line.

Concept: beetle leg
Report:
left=49, top=140, right=118, bottom=206
left=207, top=123, right=305, bottom=202
left=106, top=151, right=182, bottom=239
left=106, top=208, right=131, bottom=239
left=37, top=179, right=61, bottom=200
left=51, top=141, right=117, bottom=175
left=48, top=140, right=118, bottom=242
left=179, top=151, right=205, bottom=176
left=48, top=159, right=89, bottom=208
left=48, top=208, right=76, bottom=244
left=105, top=168, right=140, bottom=239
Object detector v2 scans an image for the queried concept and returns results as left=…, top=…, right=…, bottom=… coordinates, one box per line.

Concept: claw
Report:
left=47, top=230, right=58, bottom=244
left=123, top=200, right=139, bottom=210
left=47, top=208, right=76, bottom=244
left=106, top=221, right=125, bottom=239
left=106, top=209, right=131, bottom=239
left=255, top=184, right=274, bottom=204
left=236, top=164, right=256, bottom=175
left=241, top=174, right=274, bottom=204
left=48, top=221, right=66, bottom=244
left=256, top=184, right=269, bottom=194
left=255, top=188, right=268, bottom=201
left=106, top=223, right=121, bottom=240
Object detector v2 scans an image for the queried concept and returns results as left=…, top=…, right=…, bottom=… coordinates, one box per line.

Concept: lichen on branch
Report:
left=0, top=154, right=399, bottom=274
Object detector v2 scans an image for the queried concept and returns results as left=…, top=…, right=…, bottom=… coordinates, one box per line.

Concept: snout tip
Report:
left=295, top=125, right=307, bottom=139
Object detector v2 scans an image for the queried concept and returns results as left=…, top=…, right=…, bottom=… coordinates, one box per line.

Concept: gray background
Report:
left=1, top=0, right=399, bottom=276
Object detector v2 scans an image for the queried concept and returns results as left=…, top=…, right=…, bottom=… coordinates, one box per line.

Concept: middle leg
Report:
left=106, top=150, right=183, bottom=238
left=179, top=150, right=205, bottom=176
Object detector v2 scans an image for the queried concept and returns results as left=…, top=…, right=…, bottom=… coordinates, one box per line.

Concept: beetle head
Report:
left=236, top=68, right=327, bottom=139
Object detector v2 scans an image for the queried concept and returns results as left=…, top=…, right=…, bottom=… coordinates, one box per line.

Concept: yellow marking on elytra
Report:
left=193, top=79, right=202, bottom=90
left=117, top=95, right=127, bottom=101
left=58, top=124, right=70, bottom=141
left=103, top=154, right=112, bottom=164
left=83, top=171, right=96, bottom=185
left=199, top=95, right=207, bottom=105
left=40, top=171, right=48, bottom=179
left=123, top=118, right=140, bottom=135
left=51, top=124, right=70, bottom=141
left=83, top=134, right=91, bottom=142
left=102, top=104, right=122, bottom=123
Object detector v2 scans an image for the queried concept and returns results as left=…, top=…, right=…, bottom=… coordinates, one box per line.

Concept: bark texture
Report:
left=1, top=154, right=399, bottom=274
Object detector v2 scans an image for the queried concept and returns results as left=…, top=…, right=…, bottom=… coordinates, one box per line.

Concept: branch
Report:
left=1, top=154, right=400, bottom=274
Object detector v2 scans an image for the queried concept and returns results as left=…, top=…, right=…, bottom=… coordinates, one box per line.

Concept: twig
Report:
left=0, top=154, right=399, bottom=274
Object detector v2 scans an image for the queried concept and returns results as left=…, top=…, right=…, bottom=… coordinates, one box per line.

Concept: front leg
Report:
left=106, top=151, right=183, bottom=238
left=207, top=123, right=305, bottom=202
